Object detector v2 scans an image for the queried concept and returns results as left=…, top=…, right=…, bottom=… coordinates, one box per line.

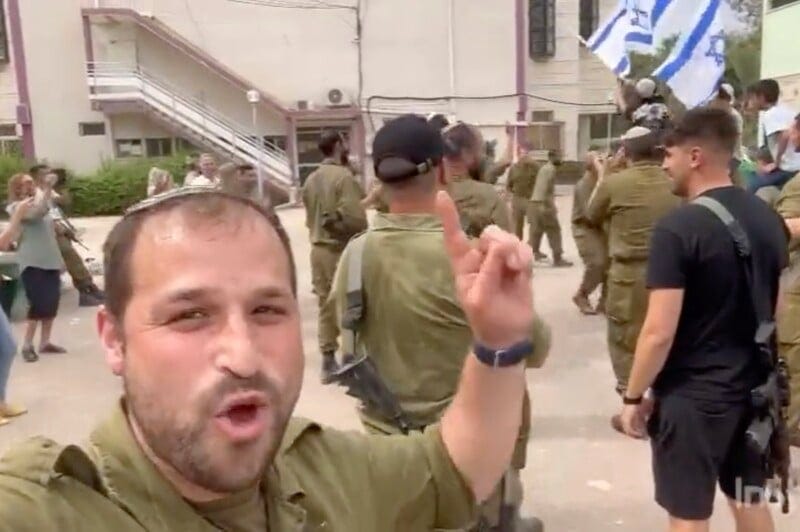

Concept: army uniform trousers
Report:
left=605, top=259, right=648, bottom=393
left=527, top=201, right=563, bottom=257
left=310, top=243, right=344, bottom=354
left=362, top=392, right=532, bottom=531
left=779, top=289, right=800, bottom=433
left=511, top=196, right=529, bottom=240
left=572, top=224, right=607, bottom=297
left=57, top=233, right=92, bottom=289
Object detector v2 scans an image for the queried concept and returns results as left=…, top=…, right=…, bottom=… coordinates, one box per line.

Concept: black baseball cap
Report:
left=372, top=114, right=444, bottom=183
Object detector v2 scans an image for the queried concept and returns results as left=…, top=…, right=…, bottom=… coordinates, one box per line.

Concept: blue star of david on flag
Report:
left=705, top=30, right=725, bottom=67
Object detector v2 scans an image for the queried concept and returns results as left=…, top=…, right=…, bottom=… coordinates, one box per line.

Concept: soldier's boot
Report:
left=572, top=292, right=597, bottom=315
left=534, top=252, right=549, bottom=263
left=517, top=516, right=544, bottom=532
left=320, top=352, right=340, bottom=385
left=552, top=256, right=573, bottom=268
left=78, top=287, right=104, bottom=308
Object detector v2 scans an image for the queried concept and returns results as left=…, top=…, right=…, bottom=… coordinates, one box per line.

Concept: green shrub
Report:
left=68, top=154, right=189, bottom=216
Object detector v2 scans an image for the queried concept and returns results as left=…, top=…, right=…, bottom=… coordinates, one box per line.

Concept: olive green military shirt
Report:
left=0, top=402, right=475, bottom=531
left=585, top=162, right=681, bottom=262
left=776, top=173, right=800, bottom=255
left=480, top=159, right=511, bottom=185
left=302, top=159, right=368, bottom=247
left=328, top=213, right=551, bottom=433
left=506, top=159, right=539, bottom=199
left=530, top=162, right=556, bottom=204
left=448, top=174, right=512, bottom=238
left=571, top=171, right=598, bottom=227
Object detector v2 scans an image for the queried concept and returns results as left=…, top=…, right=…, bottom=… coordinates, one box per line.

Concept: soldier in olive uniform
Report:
left=775, top=172, right=800, bottom=448
left=529, top=150, right=573, bottom=267
left=776, top=117, right=800, bottom=447
left=571, top=154, right=607, bottom=315
left=506, top=150, right=539, bottom=241
left=586, top=127, right=681, bottom=430
left=0, top=187, right=536, bottom=531
left=328, top=115, right=550, bottom=532
left=301, top=131, right=368, bottom=383
left=442, top=123, right=512, bottom=237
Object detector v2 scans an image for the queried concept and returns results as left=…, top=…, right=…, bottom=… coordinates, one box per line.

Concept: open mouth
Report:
left=214, top=394, right=268, bottom=443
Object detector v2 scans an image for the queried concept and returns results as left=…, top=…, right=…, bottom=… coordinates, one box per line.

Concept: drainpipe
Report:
left=7, top=0, right=35, bottom=161
left=515, top=0, right=527, bottom=122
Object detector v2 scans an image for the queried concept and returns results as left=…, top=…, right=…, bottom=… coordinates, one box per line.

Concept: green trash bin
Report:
left=0, top=257, right=27, bottom=322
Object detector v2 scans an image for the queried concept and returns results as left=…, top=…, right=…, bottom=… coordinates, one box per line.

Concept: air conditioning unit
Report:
left=324, top=88, right=352, bottom=107
left=296, top=100, right=315, bottom=111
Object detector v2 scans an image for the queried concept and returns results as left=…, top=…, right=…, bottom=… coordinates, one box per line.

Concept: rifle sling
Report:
left=692, top=196, right=776, bottom=368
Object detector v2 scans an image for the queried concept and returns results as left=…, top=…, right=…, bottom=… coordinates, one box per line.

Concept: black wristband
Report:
left=473, top=340, right=532, bottom=368
left=622, top=395, right=643, bottom=405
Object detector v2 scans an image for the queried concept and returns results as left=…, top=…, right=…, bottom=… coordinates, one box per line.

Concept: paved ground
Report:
left=0, top=189, right=797, bottom=531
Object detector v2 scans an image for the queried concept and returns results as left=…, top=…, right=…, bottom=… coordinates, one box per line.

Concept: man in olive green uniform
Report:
left=301, top=131, right=368, bottom=383
left=529, top=150, right=572, bottom=267
left=506, top=152, right=539, bottom=240
left=0, top=187, right=537, bottom=531
left=571, top=157, right=607, bottom=315
left=442, top=123, right=512, bottom=237
left=774, top=171, right=800, bottom=447
left=329, top=116, right=550, bottom=532
left=586, top=127, right=681, bottom=426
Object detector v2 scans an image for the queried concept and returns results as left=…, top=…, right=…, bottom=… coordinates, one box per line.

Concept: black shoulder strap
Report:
left=692, top=196, right=777, bottom=365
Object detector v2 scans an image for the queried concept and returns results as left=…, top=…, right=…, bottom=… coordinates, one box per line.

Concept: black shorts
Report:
left=649, top=394, right=767, bottom=520
left=20, top=267, right=61, bottom=320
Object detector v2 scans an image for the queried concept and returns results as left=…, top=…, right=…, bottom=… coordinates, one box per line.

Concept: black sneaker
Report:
left=553, top=257, right=573, bottom=268
left=320, top=354, right=340, bottom=385
left=21, top=346, right=38, bottom=363
left=79, top=291, right=104, bottom=307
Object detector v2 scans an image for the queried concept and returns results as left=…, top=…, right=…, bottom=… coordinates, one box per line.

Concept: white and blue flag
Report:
left=586, top=0, right=631, bottom=77
left=653, top=0, right=725, bottom=108
left=624, top=0, right=681, bottom=53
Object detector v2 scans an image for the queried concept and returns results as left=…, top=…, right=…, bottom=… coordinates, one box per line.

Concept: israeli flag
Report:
left=624, top=0, right=677, bottom=53
left=586, top=0, right=631, bottom=77
left=653, top=0, right=725, bottom=108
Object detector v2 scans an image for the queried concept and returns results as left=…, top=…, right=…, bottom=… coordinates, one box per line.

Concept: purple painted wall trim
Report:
left=7, top=0, right=35, bottom=161
left=515, top=0, right=527, bottom=122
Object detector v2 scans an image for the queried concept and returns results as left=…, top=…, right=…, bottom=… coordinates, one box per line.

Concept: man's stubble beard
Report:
left=123, top=367, right=293, bottom=494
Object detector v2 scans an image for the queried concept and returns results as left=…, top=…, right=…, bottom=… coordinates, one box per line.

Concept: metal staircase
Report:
left=87, top=62, right=293, bottom=190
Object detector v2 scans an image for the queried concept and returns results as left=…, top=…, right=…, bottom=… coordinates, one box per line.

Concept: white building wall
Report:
left=0, top=0, right=18, bottom=126
left=20, top=0, right=112, bottom=172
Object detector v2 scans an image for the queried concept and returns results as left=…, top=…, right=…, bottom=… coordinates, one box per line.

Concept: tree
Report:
left=727, top=0, right=763, bottom=31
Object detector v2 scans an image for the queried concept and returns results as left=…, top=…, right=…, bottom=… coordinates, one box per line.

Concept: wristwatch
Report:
left=473, top=340, right=533, bottom=368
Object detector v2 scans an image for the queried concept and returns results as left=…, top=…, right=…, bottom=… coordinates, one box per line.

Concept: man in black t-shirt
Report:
left=618, top=108, right=789, bottom=530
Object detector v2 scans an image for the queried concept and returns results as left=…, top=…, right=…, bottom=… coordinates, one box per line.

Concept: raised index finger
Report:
left=435, top=190, right=471, bottom=264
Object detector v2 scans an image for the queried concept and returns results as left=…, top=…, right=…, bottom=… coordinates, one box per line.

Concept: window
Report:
left=526, top=123, right=562, bottom=152
left=529, top=0, right=556, bottom=59
left=175, top=137, right=200, bottom=153
left=115, top=138, right=143, bottom=158
left=0, top=123, right=16, bottom=137
left=0, top=139, right=20, bottom=156
left=79, top=122, right=106, bottom=136
left=0, top=3, right=9, bottom=64
left=531, top=110, right=554, bottom=122
left=145, top=138, right=173, bottom=157
left=587, top=113, right=628, bottom=142
left=771, top=0, right=800, bottom=8
left=579, top=0, right=599, bottom=40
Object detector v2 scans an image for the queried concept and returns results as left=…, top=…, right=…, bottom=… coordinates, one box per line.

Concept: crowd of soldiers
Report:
left=300, top=77, right=800, bottom=529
